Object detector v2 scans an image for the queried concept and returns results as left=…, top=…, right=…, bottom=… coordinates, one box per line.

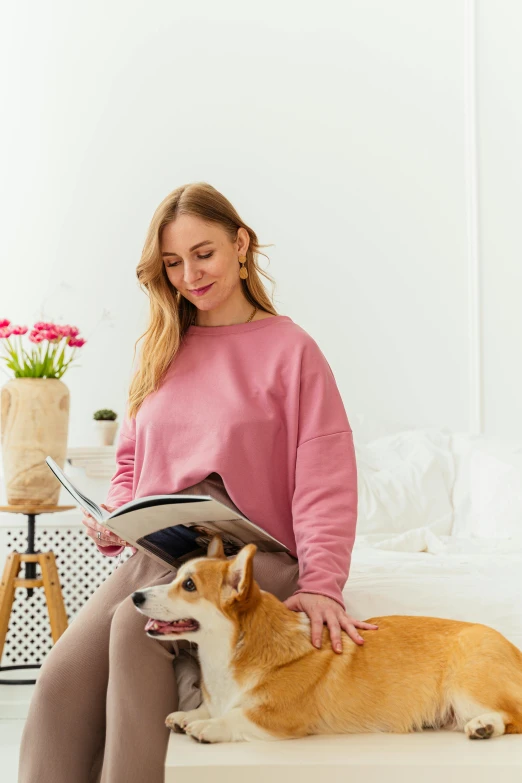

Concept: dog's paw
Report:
left=185, top=718, right=228, bottom=744
left=465, top=713, right=505, bottom=740
left=165, top=711, right=189, bottom=733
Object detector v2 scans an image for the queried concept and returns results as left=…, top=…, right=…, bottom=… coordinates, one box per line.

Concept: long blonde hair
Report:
left=127, top=182, right=278, bottom=419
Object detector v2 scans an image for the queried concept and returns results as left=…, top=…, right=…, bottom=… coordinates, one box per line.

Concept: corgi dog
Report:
left=131, top=535, right=522, bottom=744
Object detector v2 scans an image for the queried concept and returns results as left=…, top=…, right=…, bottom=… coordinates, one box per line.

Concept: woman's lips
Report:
left=190, top=283, right=214, bottom=296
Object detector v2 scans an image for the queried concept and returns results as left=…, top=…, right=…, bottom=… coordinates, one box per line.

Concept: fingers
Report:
left=100, top=503, right=116, bottom=512
left=325, top=611, right=344, bottom=653
left=341, top=621, right=364, bottom=646
left=310, top=613, right=325, bottom=649
left=81, top=519, right=126, bottom=546
left=311, top=610, right=359, bottom=652
left=79, top=505, right=124, bottom=545
left=301, top=598, right=378, bottom=654
left=82, top=523, right=111, bottom=545
left=311, top=613, right=368, bottom=652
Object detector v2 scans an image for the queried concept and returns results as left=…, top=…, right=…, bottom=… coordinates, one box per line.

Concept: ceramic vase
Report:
left=0, top=378, right=70, bottom=505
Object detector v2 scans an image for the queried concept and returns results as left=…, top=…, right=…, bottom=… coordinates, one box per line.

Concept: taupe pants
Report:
left=18, top=474, right=299, bottom=783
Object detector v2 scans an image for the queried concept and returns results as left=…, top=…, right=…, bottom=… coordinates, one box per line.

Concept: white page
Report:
left=104, top=496, right=291, bottom=562
left=46, top=454, right=291, bottom=568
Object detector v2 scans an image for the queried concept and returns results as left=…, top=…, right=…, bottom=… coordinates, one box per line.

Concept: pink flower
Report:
left=68, top=337, right=86, bottom=348
left=28, top=332, right=45, bottom=343
left=0, top=319, right=11, bottom=328
left=41, top=329, right=61, bottom=342
left=33, top=322, right=81, bottom=340
left=0, top=323, right=27, bottom=339
left=53, top=324, right=78, bottom=338
left=36, top=321, right=60, bottom=330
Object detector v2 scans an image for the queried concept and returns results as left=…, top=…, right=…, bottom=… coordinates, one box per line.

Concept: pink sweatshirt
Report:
left=99, top=315, right=357, bottom=608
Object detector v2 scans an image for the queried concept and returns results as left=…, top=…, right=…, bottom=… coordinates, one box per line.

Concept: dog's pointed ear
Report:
left=207, top=534, right=226, bottom=559
left=226, top=543, right=257, bottom=600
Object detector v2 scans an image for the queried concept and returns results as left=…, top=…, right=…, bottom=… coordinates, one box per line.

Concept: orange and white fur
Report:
left=131, top=536, right=522, bottom=744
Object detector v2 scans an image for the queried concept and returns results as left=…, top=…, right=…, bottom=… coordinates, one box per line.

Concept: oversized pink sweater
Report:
left=99, top=315, right=357, bottom=608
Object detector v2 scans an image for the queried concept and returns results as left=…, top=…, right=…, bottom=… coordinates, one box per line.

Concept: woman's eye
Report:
left=166, top=252, right=213, bottom=269
left=182, top=578, right=196, bottom=592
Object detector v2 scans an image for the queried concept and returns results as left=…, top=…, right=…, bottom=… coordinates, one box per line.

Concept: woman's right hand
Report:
left=81, top=503, right=129, bottom=547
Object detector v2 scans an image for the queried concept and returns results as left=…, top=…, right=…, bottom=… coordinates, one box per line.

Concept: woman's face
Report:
left=160, top=214, right=250, bottom=312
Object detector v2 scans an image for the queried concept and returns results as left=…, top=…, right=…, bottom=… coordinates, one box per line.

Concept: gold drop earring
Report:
left=239, top=255, right=248, bottom=279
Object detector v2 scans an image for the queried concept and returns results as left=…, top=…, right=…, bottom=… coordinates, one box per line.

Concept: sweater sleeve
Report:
left=96, top=412, right=137, bottom=558
left=290, top=339, right=358, bottom=609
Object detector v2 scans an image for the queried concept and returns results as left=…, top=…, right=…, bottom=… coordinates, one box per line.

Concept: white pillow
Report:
left=451, top=433, right=522, bottom=537
left=468, top=448, right=522, bottom=538
left=355, top=428, right=454, bottom=536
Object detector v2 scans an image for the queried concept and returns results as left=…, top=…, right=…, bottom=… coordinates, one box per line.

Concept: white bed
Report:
left=342, top=428, right=522, bottom=650
left=344, top=536, right=522, bottom=650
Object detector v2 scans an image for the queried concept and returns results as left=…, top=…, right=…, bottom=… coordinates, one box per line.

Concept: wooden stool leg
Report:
left=0, top=553, right=22, bottom=661
left=38, top=552, right=69, bottom=643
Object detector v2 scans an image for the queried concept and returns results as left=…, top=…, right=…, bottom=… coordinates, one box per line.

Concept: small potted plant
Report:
left=93, top=409, right=118, bottom=446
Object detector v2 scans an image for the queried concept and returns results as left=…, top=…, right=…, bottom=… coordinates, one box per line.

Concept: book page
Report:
left=104, top=496, right=292, bottom=566
left=45, top=456, right=107, bottom=522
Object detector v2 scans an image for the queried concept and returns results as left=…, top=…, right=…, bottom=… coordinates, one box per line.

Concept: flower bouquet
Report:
left=0, top=319, right=86, bottom=379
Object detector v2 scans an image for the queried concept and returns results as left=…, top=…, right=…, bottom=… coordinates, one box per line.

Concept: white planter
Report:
left=93, top=420, right=119, bottom=446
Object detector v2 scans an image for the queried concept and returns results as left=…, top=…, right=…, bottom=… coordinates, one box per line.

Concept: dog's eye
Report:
left=182, top=578, right=196, bottom=592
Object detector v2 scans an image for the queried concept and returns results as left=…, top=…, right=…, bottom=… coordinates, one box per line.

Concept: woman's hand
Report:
left=283, top=592, right=379, bottom=653
left=81, top=503, right=129, bottom=547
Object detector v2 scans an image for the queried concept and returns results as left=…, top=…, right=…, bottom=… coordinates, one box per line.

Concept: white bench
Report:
left=165, top=729, right=522, bottom=783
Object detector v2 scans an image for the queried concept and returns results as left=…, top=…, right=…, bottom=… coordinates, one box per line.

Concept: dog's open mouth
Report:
left=144, top=617, right=200, bottom=635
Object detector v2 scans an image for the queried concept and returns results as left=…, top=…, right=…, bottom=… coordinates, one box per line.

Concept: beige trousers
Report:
left=18, top=473, right=299, bottom=783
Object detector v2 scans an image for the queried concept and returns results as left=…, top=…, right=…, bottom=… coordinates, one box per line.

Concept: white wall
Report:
left=477, top=1, right=522, bottom=439
left=1, top=0, right=520, bottom=453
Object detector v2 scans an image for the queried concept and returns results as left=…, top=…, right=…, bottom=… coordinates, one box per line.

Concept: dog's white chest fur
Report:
left=198, top=642, right=249, bottom=718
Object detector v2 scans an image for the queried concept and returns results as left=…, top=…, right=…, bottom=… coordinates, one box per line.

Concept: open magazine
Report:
left=45, top=456, right=291, bottom=569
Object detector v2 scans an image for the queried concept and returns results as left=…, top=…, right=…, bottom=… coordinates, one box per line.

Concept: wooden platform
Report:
left=165, top=728, right=522, bottom=783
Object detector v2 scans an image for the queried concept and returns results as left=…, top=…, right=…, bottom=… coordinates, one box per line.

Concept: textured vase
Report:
left=0, top=378, right=70, bottom=505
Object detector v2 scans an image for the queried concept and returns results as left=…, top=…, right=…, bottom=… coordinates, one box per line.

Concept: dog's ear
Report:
left=226, top=543, right=257, bottom=601
left=207, top=534, right=226, bottom=559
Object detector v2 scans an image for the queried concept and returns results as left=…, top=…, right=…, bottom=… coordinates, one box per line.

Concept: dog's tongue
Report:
left=144, top=618, right=195, bottom=634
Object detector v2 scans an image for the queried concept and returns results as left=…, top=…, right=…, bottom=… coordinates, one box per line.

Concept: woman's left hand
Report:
left=283, top=592, right=379, bottom=653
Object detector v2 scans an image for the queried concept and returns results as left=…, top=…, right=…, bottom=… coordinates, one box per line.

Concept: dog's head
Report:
left=131, top=535, right=259, bottom=641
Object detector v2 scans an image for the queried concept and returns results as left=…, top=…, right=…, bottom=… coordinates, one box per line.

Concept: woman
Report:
left=18, top=182, right=377, bottom=783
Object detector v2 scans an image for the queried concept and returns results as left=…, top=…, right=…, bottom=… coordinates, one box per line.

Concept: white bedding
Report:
left=344, top=429, right=522, bottom=650
left=342, top=535, right=522, bottom=650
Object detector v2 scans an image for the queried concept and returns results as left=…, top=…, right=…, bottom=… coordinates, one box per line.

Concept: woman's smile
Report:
left=190, top=283, right=214, bottom=296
